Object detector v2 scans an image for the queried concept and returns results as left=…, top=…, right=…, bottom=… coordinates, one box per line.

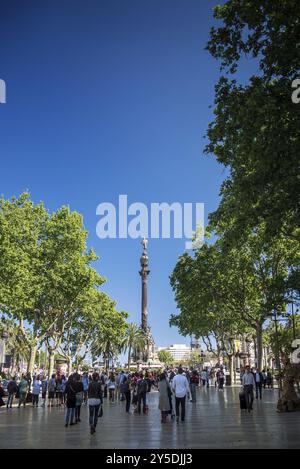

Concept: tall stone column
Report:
left=139, top=239, right=150, bottom=333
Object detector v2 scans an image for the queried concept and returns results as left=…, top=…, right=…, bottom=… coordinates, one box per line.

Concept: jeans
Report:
left=32, top=394, right=39, bottom=405
left=19, top=392, right=27, bottom=406
left=244, top=385, right=254, bottom=410
left=124, top=391, right=131, bottom=412
left=7, top=394, right=14, bottom=407
left=175, top=396, right=186, bottom=421
left=65, top=407, right=75, bottom=425
left=255, top=382, right=262, bottom=399
left=190, top=383, right=197, bottom=402
left=219, top=378, right=224, bottom=389
left=137, top=392, right=147, bottom=413
left=75, top=405, right=81, bottom=421
left=89, top=405, right=100, bottom=428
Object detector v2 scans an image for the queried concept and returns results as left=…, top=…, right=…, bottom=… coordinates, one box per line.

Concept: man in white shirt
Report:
left=172, top=368, right=190, bottom=423
left=242, top=365, right=255, bottom=412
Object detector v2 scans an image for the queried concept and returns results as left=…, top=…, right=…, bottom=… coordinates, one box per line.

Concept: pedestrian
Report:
left=266, top=369, right=273, bottom=389
left=158, top=372, right=171, bottom=423
left=0, top=381, right=5, bottom=407
left=64, top=375, right=77, bottom=427
left=47, top=374, right=56, bottom=407
left=118, top=370, right=126, bottom=401
left=121, top=376, right=131, bottom=413
left=18, top=375, right=29, bottom=408
left=189, top=370, right=199, bottom=403
left=32, top=376, right=42, bottom=407
left=137, top=373, right=148, bottom=414
left=6, top=377, right=17, bottom=409
left=41, top=376, right=48, bottom=407
left=61, top=375, right=67, bottom=405
left=74, top=373, right=84, bottom=423
left=262, top=369, right=267, bottom=388
left=82, top=372, right=89, bottom=405
left=55, top=376, right=63, bottom=406
left=107, top=372, right=116, bottom=402
left=88, top=372, right=103, bottom=435
left=242, top=365, right=255, bottom=413
left=254, top=368, right=263, bottom=399
left=172, top=367, right=190, bottom=423
left=217, top=368, right=225, bottom=390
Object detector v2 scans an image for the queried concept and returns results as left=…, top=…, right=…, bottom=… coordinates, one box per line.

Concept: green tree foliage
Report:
left=122, top=323, right=147, bottom=370
left=205, top=0, right=300, bottom=243
left=170, top=228, right=298, bottom=370
left=157, top=349, right=174, bottom=366
left=0, top=193, right=128, bottom=376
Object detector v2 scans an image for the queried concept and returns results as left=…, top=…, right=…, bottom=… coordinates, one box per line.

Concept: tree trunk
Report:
left=228, top=354, right=234, bottom=384
left=256, top=324, right=263, bottom=370
left=67, top=357, right=72, bottom=375
left=27, top=342, right=37, bottom=376
left=128, top=345, right=131, bottom=370
left=48, top=349, right=55, bottom=379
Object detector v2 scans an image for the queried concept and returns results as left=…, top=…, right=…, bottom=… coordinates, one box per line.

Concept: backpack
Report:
left=137, top=379, right=147, bottom=395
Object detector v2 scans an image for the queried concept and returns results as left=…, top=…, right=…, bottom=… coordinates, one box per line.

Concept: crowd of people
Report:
left=0, top=364, right=275, bottom=431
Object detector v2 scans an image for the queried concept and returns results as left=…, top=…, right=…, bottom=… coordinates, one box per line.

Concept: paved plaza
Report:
left=1, top=386, right=299, bottom=449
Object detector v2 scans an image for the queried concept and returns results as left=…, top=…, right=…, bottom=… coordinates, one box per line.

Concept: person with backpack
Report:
left=6, top=377, right=17, bottom=409
left=137, top=373, right=148, bottom=414
left=189, top=370, right=199, bottom=403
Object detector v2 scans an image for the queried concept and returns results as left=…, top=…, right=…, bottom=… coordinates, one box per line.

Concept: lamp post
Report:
left=267, top=309, right=283, bottom=396
left=0, top=331, right=8, bottom=373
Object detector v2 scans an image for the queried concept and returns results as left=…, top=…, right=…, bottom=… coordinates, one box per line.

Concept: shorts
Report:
left=48, top=391, right=55, bottom=399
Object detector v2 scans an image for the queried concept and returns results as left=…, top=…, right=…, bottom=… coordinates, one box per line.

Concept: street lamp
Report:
left=0, top=331, right=9, bottom=374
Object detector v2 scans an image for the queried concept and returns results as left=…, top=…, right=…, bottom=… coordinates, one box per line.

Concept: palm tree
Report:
left=122, top=323, right=147, bottom=370
left=91, top=337, right=120, bottom=371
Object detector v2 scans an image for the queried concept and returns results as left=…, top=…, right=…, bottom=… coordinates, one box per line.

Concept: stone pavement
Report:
left=0, top=386, right=299, bottom=449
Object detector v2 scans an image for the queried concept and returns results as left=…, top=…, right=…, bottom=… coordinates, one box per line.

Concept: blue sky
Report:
left=0, top=0, right=229, bottom=348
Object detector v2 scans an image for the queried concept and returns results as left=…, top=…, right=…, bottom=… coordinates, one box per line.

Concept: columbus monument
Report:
left=139, top=238, right=155, bottom=363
